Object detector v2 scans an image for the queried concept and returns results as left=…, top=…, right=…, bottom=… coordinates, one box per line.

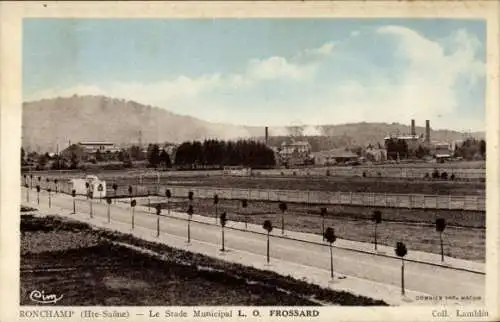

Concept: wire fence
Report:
left=22, top=186, right=486, bottom=275
left=26, top=177, right=484, bottom=212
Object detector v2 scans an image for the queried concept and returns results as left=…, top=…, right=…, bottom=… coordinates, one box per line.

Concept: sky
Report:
left=23, top=19, right=486, bottom=131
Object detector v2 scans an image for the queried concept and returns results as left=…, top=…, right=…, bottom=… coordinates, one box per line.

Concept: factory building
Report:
left=383, top=119, right=431, bottom=159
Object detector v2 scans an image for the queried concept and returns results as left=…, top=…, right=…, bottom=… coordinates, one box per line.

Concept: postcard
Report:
left=1, top=1, right=499, bottom=322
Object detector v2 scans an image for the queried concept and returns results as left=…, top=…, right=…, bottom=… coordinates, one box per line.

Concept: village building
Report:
left=311, top=149, right=360, bottom=166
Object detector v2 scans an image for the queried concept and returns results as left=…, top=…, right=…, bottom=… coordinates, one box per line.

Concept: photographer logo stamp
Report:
left=29, top=290, right=63, bottom=304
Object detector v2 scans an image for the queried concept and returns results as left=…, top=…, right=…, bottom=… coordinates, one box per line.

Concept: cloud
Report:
left=246, top=56, right=315, bottom=81
left=304, top=42, right=335, bottom=56
left=25, top=26, right=485, bottom=132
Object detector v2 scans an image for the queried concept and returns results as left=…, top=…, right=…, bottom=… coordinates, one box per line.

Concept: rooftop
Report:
left=78, top=141, right=114, bottom=146
left=281, top=141, right=311, bottom=146
left=384, top=135, right=421, bottom=140
left=312, top=149, right=359, bottom=159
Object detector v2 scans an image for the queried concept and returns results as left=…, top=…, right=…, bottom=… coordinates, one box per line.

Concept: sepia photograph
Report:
left=1, top=1, right=499, bottom=322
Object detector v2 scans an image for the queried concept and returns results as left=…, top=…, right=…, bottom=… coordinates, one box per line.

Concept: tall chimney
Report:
left=425, top=120, right=430, bottom=143
left=411, top=119, right=416, bottom=136
left=265, top=126, right=269, bottom=145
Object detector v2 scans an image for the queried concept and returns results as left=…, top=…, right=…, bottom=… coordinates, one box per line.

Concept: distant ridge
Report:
left=22, top=95, right=484, bottom=153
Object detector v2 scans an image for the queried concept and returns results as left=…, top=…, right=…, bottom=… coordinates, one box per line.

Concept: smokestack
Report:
left=425, top=120, right=430, bottom=143
left=265, top=126, right=269, bottom=145
left=411, top=119, right=416, bottom=136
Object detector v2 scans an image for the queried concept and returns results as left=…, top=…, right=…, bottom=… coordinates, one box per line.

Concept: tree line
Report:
left=454, top=138, right=486, bottom=160
left=22, top=139, right=276, bottom=170
left=174, top=139, right=275, bottom=168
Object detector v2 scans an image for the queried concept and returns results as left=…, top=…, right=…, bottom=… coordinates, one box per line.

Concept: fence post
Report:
left=384, top=193, right=387, bottom=207
left=449, top=194, right=452, bottom=210
left=409, top=194, right=413, bottom=209
left=349, top=192, right=353, bottom=205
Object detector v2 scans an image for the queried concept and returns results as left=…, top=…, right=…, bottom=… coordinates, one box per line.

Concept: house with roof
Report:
left=78, top=141, right=120, bottom=154
left=312, top=148, right=360, bottom=166
left=277, top=140, right=313, bottom=167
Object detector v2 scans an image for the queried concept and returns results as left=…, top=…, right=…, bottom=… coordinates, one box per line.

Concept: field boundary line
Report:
left=23, top=187, right=485, bottom=275
left=102, top=200, right=486, bottom=276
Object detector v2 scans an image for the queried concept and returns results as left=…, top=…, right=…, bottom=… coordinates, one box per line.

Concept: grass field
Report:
left=25, top=167, right=485, bottom=196
left=20, top=214, right=387, bottom=306
left=149, top=198, right=485, bottom=262
left=97, top=175, right=485, bottom=197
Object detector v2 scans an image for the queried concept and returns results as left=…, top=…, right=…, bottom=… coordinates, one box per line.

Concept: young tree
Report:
left=241, top=199, right=248, bottom=230
left=85, top=182, right=90, bottom=200
left=155, top=204, right=162, bottom=237
left=324, top=227, right=337, bottom=279
left=186, top=205, right=194, bottom=244
left=372, top=210, right=382, bottom=250
left=128, top=185, right=133, bottom=202
left=220, top=212, right=227, bottom=252
left=130, top=199, right=137, bottom=229
left=263, top=220, right=273, bottom=264
left=320, top=207, right=327, bottom=241
left=213, top=194, right=219, bottom=223
left=36, top=185, right=40, bottom=204
left=106, top=197, right=112, bottom=223
left=112, top=183, right=118, bottom=200
left=47, top=188, right=52, bottom=208
left=395, top=242, right=408, bottom=296
left=279, top=202, right=287, bottom=235
left=165, top=189, right=172, bottom=214
left=54, top=179, right=58, bottom=194
left=89, top=192, right=94, bottom=218
left=30, top=174, right=33, bottom=189
left=188, top=191, right=194, bottom=213
left=435, top=218, right=447, bottom=262
left=71, top=189, right=76, bottom=214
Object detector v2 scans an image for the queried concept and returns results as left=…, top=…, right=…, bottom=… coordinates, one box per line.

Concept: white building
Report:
left=279, top=140, right=312, bottom=157
left=69, top=175, right=107, bottom=198
left=78, top=141, right=119, bottom=153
